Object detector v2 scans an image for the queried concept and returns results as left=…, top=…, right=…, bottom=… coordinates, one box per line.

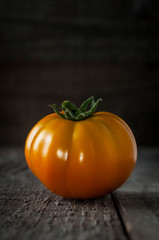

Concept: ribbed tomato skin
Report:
left=25, top=112, right=137, bottom=199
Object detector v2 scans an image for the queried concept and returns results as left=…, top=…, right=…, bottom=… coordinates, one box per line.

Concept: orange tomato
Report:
left=25, top=97, right=137, bottom=199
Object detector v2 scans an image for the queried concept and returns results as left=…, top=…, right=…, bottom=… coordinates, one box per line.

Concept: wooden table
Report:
left=0, top=147, right=159, bottom=240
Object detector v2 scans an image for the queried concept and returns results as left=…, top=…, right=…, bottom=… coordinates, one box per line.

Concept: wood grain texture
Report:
left=0, top=148, right=159, bottom=239
left=0, top=148, right=127, bottom=240
left=112, top=148, right=159, bottom=240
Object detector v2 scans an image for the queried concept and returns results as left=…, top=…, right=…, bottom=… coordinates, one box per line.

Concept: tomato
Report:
left=25, top=97, right=137, bottom=199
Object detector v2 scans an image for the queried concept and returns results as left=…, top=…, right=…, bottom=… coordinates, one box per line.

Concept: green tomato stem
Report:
left=49, top=96, right=102, bottom=121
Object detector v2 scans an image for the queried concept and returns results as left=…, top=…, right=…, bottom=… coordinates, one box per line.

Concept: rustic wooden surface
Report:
left=0, top=147, right=158, bottom=240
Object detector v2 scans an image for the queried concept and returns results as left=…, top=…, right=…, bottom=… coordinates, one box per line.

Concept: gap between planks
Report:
left=111, top=193, right=132, bottom=240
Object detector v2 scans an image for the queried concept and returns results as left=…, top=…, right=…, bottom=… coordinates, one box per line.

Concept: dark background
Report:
left=0, top=0, right=159, bottom=146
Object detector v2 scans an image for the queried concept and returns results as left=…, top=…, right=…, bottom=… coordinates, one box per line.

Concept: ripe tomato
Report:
left=25, top=97, right=137, bottom=199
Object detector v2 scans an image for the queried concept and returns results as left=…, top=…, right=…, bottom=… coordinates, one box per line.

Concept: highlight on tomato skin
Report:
left=25, top=96, right=137, bottom=199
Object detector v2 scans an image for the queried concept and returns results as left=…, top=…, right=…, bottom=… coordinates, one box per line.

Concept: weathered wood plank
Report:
left=0, top=148, right=127, bottom=240
left=112, top=148, right=159, bottom=240
left=1, top=148, right=159, bottom=239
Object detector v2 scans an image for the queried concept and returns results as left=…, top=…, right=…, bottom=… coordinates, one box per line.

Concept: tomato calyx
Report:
left=49, top=96, right=102, bottom=121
